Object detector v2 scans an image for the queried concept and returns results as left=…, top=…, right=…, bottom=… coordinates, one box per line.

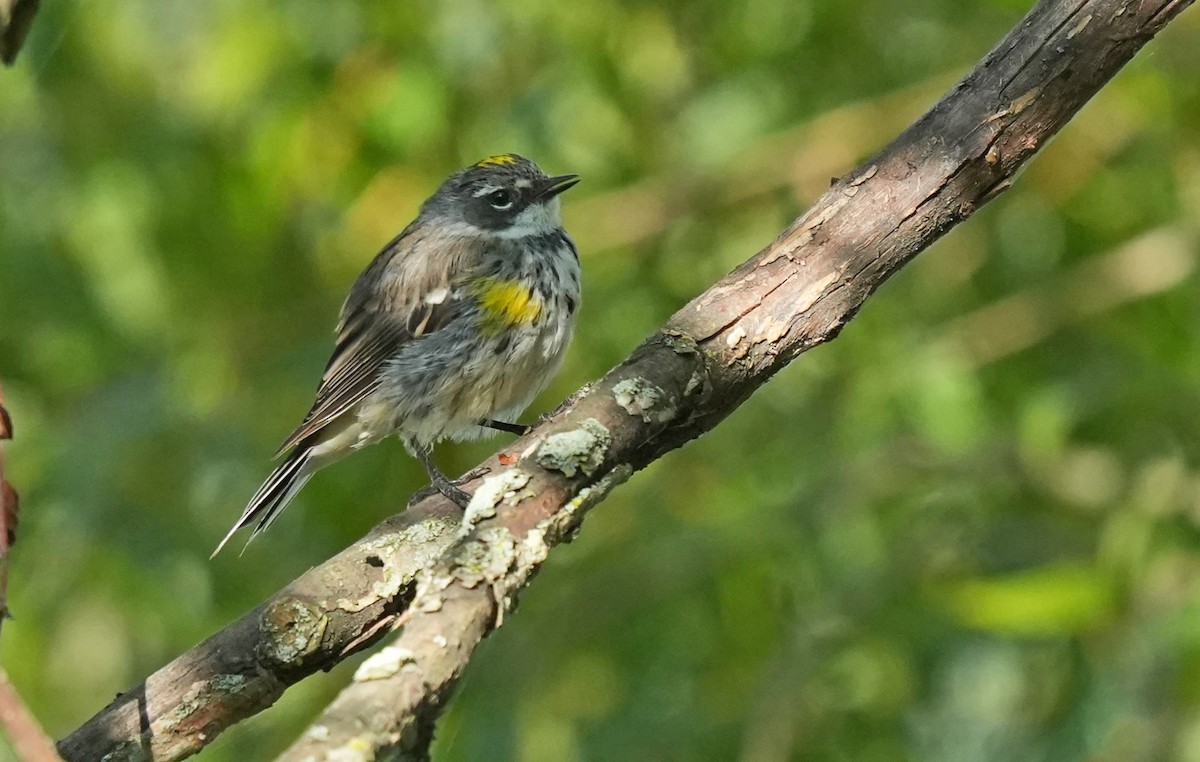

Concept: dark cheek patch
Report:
left=464, top=198, right=524, bottom=230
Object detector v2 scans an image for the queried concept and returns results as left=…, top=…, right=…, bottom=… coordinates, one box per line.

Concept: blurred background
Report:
left=2, top=1, right=1200, bottom=760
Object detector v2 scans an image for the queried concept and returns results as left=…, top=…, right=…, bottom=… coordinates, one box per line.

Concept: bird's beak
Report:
left=535, top=174, right=580, bottom=201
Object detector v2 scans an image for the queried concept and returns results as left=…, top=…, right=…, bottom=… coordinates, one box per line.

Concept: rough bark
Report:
left=57, top=0, right=1194, bottom=759
left=57, top=504, right=464, bottom=761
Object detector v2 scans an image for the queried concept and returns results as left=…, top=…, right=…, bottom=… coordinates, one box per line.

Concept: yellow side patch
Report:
left=475, top=278, right=542, bottom=334
left=476, top=154, right=518, bottom=168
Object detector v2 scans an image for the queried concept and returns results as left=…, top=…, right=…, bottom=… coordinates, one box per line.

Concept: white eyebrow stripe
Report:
left=472, top=183, right=500, bottom=198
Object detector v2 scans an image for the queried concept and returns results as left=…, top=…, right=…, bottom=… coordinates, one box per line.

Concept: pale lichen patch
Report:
left=396, top=517, right=463, bottom=565
left=353, top=645, right=417, bottom=681
left=461, top=468, right=533, bottom=535
left=684, top=368, right=708, bottom=398
left=520, top=527, right=551, bottom=568
left=496, top=464, right=631, bottom=610
left=726, top=324, right=747, bottom=347
left=305, top=724, right=331, bottom=742
left=544, top=464, right=634, bottom=546
left=661, top=330, right=699, bottom=355
left=535, top=418, right=610, bottom=477
left=613, top=378, right=675, bottom=423
left=453, top=527, right=519, bottom=588
left=259, top=598, right=328, bottom=666
left=368, top=565, right=407, bottom=605
left=415, top=591, right=445, bottom=613
left=334, top=517, right=458, bottom=612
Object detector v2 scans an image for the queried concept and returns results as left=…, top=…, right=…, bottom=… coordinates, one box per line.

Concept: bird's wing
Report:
left=274, top=227, right=477, bottom=455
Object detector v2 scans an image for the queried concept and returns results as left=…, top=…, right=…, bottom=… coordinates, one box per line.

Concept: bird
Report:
left=213, top=154, right=580, bottom=556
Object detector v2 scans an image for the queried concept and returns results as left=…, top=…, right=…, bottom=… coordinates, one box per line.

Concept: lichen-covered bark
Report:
left=57, top=510, right=463, bottom=761
left=58, top=1, right=1195, bottom=760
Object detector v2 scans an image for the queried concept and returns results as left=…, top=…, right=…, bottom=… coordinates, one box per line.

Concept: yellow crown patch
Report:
left=476, top=154, right=519, bottom=168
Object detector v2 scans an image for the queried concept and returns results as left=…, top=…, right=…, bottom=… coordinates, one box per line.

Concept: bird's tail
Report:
left=211, top=445, right=315, bottom=558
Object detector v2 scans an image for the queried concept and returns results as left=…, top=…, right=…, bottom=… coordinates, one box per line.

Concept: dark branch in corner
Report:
left=0, top=387, right=61, bottom=761
left=0, top=668, right=62, bottom=762
left=0, top=0, right=39, bottom=65
left=55, top=1, right=1195, bottom=760
left=0, top=381, right=15, bottom=633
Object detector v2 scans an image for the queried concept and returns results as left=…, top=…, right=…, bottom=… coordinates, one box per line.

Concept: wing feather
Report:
left=273, top=318, right=408, bottom=455
left=274, top=226, right=477, bottom=455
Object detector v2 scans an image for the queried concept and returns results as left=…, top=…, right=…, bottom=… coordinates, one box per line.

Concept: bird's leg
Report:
left=478, top=386, right=597, bottom=438
left=411, top=443, right=471, bottom=509
left=481, top=419, right=530, bottom=436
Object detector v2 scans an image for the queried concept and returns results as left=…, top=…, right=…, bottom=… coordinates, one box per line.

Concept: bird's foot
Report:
left=409, top=440, right=491, bottom=509
left=410, top=475, right=472, bottom=509
left=411, top=467, right=489, bottom=509
left=433, top=478, right=472, bottom=509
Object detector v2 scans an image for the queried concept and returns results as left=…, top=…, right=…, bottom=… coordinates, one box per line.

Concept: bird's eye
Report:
left=487, top=189, right=514, bottom=210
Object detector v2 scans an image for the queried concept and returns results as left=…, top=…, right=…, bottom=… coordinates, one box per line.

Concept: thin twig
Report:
left=0, top=380, right=15, bottom=640
left=0, top=667, right=62, bottom=762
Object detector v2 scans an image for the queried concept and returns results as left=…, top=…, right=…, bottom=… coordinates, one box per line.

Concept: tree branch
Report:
left=0, top=381, right=16, bottom=634
left=57, top=0, right=1194, bottom=759
left=57, top=503, right=466, bottom=761
left=0, top=667, right=62, bottom=762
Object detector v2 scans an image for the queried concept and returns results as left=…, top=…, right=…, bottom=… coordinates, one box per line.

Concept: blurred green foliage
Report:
left=2, top=1, right=1200, bottom=760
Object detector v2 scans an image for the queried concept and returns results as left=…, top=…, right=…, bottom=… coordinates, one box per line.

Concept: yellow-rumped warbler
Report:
left=213, top=154, right=579, bottom=555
